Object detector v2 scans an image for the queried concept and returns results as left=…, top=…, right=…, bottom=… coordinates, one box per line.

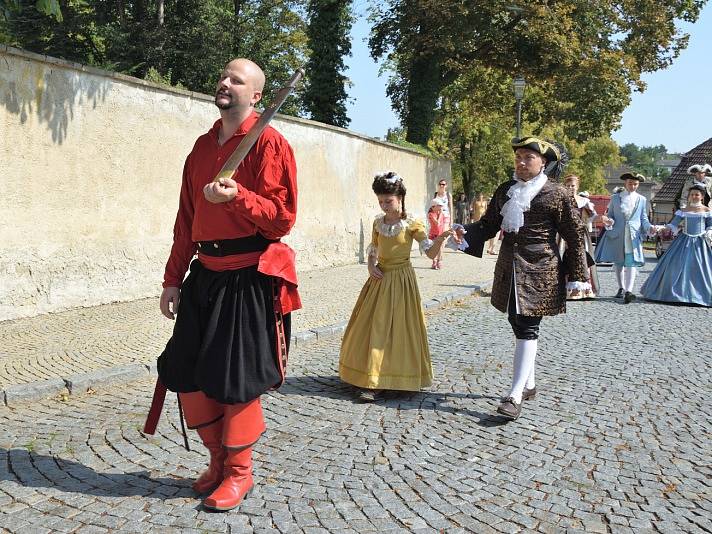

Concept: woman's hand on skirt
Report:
left=368, top=263, right=383, bottom=280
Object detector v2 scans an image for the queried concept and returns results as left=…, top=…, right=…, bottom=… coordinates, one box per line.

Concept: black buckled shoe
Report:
left=497, top=397, right=522, bottom=420
left=623, top=291, right=636, bottom=304
left=522, top=387, right=537, bottom=401
left=614, top=288, right=624, bottom=298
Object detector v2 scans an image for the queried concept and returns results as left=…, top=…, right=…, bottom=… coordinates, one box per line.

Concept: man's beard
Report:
left=214, top=92, right=234, bottom=109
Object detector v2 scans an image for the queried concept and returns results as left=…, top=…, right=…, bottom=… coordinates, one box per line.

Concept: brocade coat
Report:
left=462, top=179, right=588, bottom=316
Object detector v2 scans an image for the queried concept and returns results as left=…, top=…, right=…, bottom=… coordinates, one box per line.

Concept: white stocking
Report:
left=508, top=339, right=538, bottom=404
left=615, top=265, right=624, bottom=290
left=526, top=365, right=535, bottom=390
left=623, top=267, right=637, bottom=292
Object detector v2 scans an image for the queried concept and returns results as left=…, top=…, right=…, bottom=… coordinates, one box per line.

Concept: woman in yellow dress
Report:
left=339, top=172, right=453, bottom=400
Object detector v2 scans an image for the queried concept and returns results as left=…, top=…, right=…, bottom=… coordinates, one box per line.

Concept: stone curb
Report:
left=0, top=280, right=492, bottom=407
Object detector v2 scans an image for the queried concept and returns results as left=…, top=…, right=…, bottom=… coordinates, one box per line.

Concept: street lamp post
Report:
left=513, top=76, right=526, bottom=138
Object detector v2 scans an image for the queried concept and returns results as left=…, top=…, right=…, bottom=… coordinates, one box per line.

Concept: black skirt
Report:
left=157, top=259, right=290, bottom=404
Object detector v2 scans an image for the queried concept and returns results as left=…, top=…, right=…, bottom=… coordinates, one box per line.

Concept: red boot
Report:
left=202, top=446, right=254, bottom=510
left=179, top=391, right=225, bottom=494
left=203, top=398, right=265, bottom=511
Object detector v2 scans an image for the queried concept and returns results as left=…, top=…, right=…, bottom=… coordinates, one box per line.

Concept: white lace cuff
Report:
left=566, top=281, right=591, bottom=291
left=419, top=238, right=434, bottom=254
left=447, top=223, right=468, bottom=251
left=668, top=223, right=680, bottom=235
left=366, top=243, right=378, bottom=260
left=446, top=238, right=468, bottom=252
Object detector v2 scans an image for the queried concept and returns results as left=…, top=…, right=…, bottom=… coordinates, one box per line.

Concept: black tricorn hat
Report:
left=620, top=172, right=646, bottom=183
left=511, top=136, right=560, bottom=163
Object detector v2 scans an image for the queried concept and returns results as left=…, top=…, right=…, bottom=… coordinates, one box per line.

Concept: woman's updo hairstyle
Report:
left=372, top=171, right=407, bottom=220
left=688, top=183, right=707, bottom=198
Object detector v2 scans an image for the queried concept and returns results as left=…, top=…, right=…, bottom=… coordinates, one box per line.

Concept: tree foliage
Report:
left=562, top=135, right=622, bottom=194
left=303, top=0, right=352, bottom=127
left=369, top=0, right=706, bottom=146
left=366, top=0, right=702, bottom=198
left=2, top=0, right=309, bottom=115
left=424, top=64, right=623, bottom=197
left=619, top=143, right=672, bottom=182
left=1, top=0, right=62, bottom=21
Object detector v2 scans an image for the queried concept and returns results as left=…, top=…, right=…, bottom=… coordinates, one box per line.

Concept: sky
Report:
left=344, top=3, right=712, bottom=155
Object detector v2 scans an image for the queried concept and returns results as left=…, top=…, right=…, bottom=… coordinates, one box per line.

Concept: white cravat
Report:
left=501, top=172, right=548, bottom=233
left=619, top=190, right=640, bottom=220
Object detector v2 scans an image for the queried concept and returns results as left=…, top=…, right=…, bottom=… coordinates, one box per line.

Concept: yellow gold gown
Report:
left=339, top=216, right=433, bottom=391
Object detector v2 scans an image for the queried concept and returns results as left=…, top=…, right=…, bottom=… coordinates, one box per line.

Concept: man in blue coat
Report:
left=594, top=172, right=658, bottom=303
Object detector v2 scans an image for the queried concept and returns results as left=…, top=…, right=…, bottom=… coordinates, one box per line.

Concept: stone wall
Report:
left=0, top=46, right=451, bottom=320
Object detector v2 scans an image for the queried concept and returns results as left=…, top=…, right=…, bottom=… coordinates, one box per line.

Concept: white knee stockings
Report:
left=623, top=267, right=637, bottom=292
left=615, top=266, right=637, bottom=292
left=526, top=364, right=535, bottom=390
left=615, top=265, right=623, bottom=289
left=508, top=339, right=537, bottom=404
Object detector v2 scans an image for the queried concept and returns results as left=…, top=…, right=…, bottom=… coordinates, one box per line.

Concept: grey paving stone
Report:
left=291, top=330, right=317, bottom=346
left=3, top=379, right=66, bottom=406
left=65, top=364, right=148, bottom=394
left=0, top=261, right=708, bottom=534
left=422, top=299, right=441, bottom=310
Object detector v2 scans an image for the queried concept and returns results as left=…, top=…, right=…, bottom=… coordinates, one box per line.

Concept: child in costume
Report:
left=427, top=199, right=447, bottom=269
left=641, top=183, right=712, bottom=307
left=339, top=172, right=453, bottom=400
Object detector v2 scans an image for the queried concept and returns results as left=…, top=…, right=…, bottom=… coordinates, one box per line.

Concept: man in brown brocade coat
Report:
left=456, top=137, right=588, bottom=420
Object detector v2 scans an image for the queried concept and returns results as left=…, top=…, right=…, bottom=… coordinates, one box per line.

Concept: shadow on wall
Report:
left=1, top=49, right=111, bottom=144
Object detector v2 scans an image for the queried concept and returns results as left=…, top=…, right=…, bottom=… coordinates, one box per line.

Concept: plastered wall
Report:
left=0, top=45, right=450, bottom=320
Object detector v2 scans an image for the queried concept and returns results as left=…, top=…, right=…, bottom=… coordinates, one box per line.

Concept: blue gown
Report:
left=641, top=210, right=712, bottom=307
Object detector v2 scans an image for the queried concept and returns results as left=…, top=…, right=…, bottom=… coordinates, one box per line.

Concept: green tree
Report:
left=428, top=98, right=513, bottom=198
left=619, top=143, right=671, bottom=182
left=303, top=0, right=352, bottom=127
left=1, top=0, right=61, bottom=21
left=3, top=1, right=103, bottom=64
left=564, top=136, right=622, bottom=194
left=369, top=0, right=705, bottom=146
left=225, top=0, right=308, bottom=114
left=425, top=66, right=622, bottom=197
left=2, top=0, right=309, bottom=115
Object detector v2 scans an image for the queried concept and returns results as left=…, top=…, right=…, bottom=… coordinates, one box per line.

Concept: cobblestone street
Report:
left=0, top=251, right=494, bottom=392
left=0, top=263, right=710, bottom=533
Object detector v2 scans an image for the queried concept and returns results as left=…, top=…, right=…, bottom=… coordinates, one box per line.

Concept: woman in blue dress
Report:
left=641, top=184, right=712, bottom=307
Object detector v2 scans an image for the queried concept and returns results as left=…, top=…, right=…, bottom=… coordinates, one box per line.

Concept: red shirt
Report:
left=163, top=112, right=300, bottom=310
left=428, top=210, right=445, bottom=239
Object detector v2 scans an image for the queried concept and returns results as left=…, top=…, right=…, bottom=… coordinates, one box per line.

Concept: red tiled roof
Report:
left=655, top=137, right=712, bottom=202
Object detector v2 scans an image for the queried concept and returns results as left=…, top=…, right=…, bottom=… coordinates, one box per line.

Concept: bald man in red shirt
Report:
left=156, top=58, right=299, bottom=511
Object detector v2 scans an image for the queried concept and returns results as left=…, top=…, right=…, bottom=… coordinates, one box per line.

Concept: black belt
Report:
left=197, top=235, right=278, bottom=257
